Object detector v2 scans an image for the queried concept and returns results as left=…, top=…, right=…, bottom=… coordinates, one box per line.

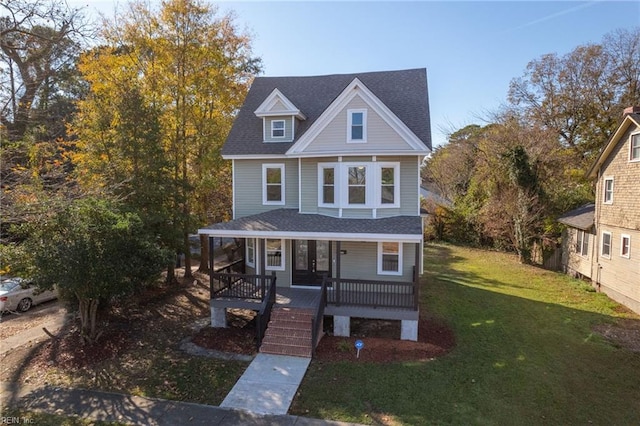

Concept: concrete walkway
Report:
left=0, top=382, right=362, bottom=425
left=221, top=353, right=312, bottom=415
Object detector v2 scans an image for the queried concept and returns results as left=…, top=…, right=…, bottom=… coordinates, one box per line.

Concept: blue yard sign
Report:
left=355, top=339, right=364, bottom=358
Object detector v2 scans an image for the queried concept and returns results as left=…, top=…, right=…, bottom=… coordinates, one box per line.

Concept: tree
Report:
left=20, top=198, right=170, bottom=344
left=74, top=0, right=261, bottom=282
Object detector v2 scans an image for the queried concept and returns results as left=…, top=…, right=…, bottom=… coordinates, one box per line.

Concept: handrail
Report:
left=311, top=274, right=328, bottom=357
left=213, top=258, right=244, bottom=274
left=325, top=276, right=416, bottom=310
left=210, top=272, right=270, bottom=299
left=256, top=272, right=277, bottom=349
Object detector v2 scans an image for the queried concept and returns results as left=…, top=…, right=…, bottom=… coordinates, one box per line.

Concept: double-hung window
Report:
left=246, top=238, right=255, bottom=267
left=631, top=133, right=640, bottom=161
left=603, top=177, right=614, bottom=204
left=379, top=164, right=399, bottom=207
left=320, top=166, right=336, bottom=205
left=263, top=164, right=285, bottom=205
left=621, top=234, right=631, bottom=258
left=271, top=120, right=285, bottom=138
left=601, top=231, right=612, bottom=259
left=378, top=242, right=402, bottom=275
left=348, top=165, right=367, bottom=205
left=576, top=230, right=589, bottom=257
left=347, top=109, right=367, bottom=143
left=265, top=238, right=285, bottom=271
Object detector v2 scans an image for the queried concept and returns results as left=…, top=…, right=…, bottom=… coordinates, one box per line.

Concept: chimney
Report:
left=623, top=106, right=640, bottom=116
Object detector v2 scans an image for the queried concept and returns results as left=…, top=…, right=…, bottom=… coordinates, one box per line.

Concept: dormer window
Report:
left=271, top=120, right=285, bottom=138
left=348, top=109, right=367, bottom=143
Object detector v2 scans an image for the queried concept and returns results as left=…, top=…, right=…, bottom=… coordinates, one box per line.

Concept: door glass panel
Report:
left=295, top=240, right=308, bottom=270
left=316, top=241, right=329, bottom=271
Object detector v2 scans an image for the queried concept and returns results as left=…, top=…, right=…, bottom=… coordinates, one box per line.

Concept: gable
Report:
left=588, top=114, right=640, bottom=178
left=286, top=78, right=429, bottom=157
left=254, top=88, right=306, bottom=119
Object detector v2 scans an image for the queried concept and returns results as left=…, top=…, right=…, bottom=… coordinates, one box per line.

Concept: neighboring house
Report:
left=558, top=203, right=595, bottom=279
left=198, top=69, right=431, bottom=354
left=560, top=106, right=640, bottom=314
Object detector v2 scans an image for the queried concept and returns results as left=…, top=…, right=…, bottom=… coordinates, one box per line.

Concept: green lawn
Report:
left=291, top=244, right=640, bottom=425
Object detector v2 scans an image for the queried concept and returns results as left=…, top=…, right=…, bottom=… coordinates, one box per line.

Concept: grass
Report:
left=290, top=243, right=640, bottom=425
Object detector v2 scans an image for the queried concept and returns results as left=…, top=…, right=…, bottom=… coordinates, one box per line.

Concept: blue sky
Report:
left=71, top=1, right=640, bottom=148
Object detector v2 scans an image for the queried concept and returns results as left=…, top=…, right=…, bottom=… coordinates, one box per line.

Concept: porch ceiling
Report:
left=198, top=208, right=423, bottom=243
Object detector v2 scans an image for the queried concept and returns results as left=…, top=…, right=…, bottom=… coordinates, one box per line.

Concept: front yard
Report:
left=290, top=244, right=640, bottom=425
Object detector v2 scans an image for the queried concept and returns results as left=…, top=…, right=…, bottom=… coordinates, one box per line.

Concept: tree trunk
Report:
left=78, top=297, right=100, bottom=344
left=166, top=262, right=178, bottom=285
left=183, top=232, right=194, bottom=280
left=198, top=234, right=210, bottom=272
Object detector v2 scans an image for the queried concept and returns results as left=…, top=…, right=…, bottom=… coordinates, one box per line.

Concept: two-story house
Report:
left=560, top=106, right=640, bottom=314
left=198, top=69, right=431, bottom=356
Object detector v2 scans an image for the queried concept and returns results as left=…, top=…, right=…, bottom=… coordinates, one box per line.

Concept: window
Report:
left=380, top=165, right=398, bottom=206
left=576, top=230, right=589, bottom=257
left=265, top=238, right=285, bottom=271
left=601, top=231, right=612, bottom=259
left=321, top=166, right=335, bottom=205
left=271, top=120, right=285, bottom=138
left=631, top=134, right=640, bottom=161
left=378, top=242, right=402, bottom=275
left=347, top=109, right=367, bottom=142
left=262, top=164, right=285, bottom=205
left=621, top=234, right=631, bottom=258
left=348, top=166, right=367, bottom=204
left=246, top=238, right=255, bottom=267
left=603, top=177, right=614, bottom=204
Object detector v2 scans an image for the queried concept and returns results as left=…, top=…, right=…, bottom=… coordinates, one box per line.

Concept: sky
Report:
left=67, top=0, right=640, bottom=148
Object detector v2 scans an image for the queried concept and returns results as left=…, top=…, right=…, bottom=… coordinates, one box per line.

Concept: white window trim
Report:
left=620, top=234, right=631, bottom=258
left=601, top=231, right=612, bottom=259
left=603, top=177, right=614, bottom=204
left=246, top=238, right=255, bottom=267
left=577, top=230, right=589, bottom=257
left=265, top=238, right=285, bottom=271
left=345, top=164, right=370, bottom=206
left=347, top=109, right=367, bottom=143
left=271, top=119, right=286, bottom=139
left=262, top=163, right=285, bottom=205
left=376, top=162, right=400, bottom=208
left=318, top=163, right=339, bottom=207
left=377, top=242, right=403, bottom=276
left=630, top=133, right=640, bottom=162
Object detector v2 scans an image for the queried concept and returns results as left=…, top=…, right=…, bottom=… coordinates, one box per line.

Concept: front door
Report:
left=293, top=240, right=331, bottom=286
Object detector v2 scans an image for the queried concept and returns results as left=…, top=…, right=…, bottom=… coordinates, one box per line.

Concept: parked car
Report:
left=0, top=278, right=58, bottom=313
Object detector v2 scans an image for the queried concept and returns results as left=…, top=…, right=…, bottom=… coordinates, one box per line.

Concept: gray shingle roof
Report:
left=199, top=209, right=423, bottom=242
left=222, top=68, right=431, bottom=156
left=558, top=203, right=595, bottom=231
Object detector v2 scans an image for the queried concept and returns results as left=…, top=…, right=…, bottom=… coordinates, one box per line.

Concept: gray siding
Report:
left=334, top=241, right=415, bottom=283
left=234, top=159, right=299, bottom=219
left=264, top=116, right=294, bottom=143
left=304, top=96, right=415, bottom=153
left=561, top=227, right=594, bottom=279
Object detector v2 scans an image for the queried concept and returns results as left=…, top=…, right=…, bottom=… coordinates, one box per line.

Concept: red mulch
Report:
left=192, top=326, right=257, bottom=355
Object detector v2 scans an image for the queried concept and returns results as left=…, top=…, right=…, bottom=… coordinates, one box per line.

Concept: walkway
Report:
left=220, top=354, right=311, bottom=415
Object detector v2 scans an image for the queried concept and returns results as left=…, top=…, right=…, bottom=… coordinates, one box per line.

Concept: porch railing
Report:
left=210, top=271, right=273, bottom=300
left=312, top=275, right=328, bottom=357
left=213, top=258, right=245, bottom=274
left=324, top=268, right=417, bottom=310
left=256, top=272, right=277, bottom=349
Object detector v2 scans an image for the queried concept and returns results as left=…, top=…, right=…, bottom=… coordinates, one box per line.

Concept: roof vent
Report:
left=623, top=106, right=640, bottom=116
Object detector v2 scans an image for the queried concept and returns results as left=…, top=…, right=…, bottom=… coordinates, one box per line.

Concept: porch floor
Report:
left=211, top=285, right=321, bottom=310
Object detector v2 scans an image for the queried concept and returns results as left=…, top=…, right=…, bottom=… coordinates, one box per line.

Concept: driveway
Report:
left=0, top=301, right=69, bottom=355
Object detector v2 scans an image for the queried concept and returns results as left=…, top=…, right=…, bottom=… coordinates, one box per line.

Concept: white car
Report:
left=0, top=278, right=58, bottom=313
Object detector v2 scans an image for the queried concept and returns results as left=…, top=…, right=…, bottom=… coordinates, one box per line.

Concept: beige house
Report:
left=561, top=106, right=640, bottom=314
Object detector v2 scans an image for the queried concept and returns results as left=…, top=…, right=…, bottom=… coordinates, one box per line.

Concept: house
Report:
left=198, top=69, right=431, bottom=355
left=560, top=106, right=640, bottom=314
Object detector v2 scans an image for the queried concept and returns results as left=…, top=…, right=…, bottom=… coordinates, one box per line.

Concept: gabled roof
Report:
left=587, top=113, right=640, bottom=178
left=222, top=68, right=431, bottom=157
left=557, top=203, right=595, bottom=231
left=254, top=88, right=306, bottom=120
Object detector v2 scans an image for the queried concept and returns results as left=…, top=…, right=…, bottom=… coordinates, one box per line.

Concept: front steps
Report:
left=259, top=307, right=317, bottom=358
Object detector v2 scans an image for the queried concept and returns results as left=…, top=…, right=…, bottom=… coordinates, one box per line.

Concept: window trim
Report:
left=630, top=133, right=640, bottom=162
left=262, top=163, right=285, bottom=205
left=347, top=109, right=367, bottom=143
left=318, top=164, right=338, bottom=207
left=601, top=231, right=612, bottom=259
left=346, top=164, right=368, bottom=206
left=621, top=234, right=631, bottom=258
left=246, top=238, right=255, bottom=267
left=265, top=238, right=285, bottom=271
left=377, top=163, right=400, bottom=208
left=576, top=229, right=589, bottom=257
left=271, top=119, right=286, bottom=139
left=377, top=241, right=403, bottom=276
left=603, top=177, right=614, bottom=204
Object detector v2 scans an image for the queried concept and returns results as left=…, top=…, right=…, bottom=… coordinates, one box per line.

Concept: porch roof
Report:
left=198, top=209, right=423, bottom=243
left=557, top=203, right=595, bottom=231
